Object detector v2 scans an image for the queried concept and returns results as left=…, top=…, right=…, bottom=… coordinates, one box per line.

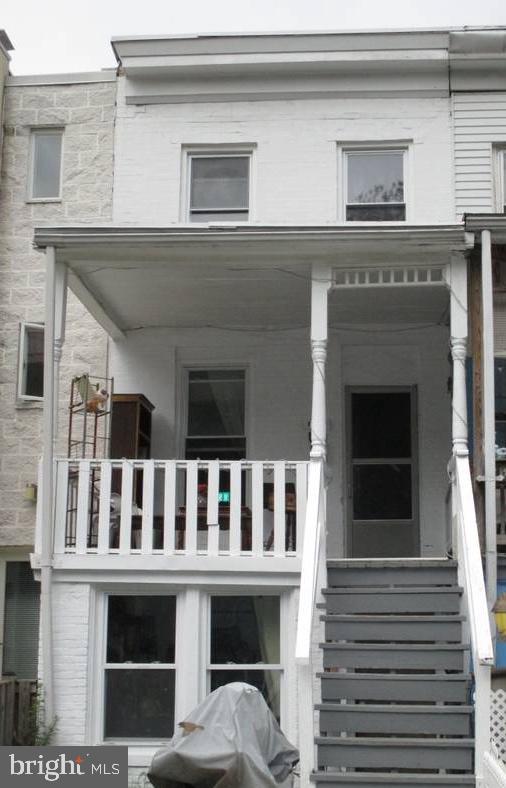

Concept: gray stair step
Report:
left=327, top=560, right=457, bottom=588
left=323, top=615, right=464, bottom=643
left=317, top=703, right=472, bottom=736
left=316, top=737, right=474, bottom=771
left=323, top=586, right=462, bottom=614
left=321, top=642, right=467, bottom=670
left=318, top=672, right=471, bottom=704
left=310, top=774, right=475, bottom=787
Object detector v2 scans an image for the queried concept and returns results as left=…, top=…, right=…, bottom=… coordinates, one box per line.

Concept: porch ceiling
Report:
left=33, top=224, right=470, bottom=335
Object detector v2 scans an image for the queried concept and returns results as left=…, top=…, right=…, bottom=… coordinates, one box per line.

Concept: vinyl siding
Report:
left=453, top=92, right=506, bottom=218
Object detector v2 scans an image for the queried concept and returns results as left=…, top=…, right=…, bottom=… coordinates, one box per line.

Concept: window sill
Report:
left=16, top=397, right=43, bottom=410
left=26, top=198, right=62, bottom=204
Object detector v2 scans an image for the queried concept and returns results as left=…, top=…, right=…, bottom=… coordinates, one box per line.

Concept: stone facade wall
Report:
left=0, top=77, right=116, bottom=547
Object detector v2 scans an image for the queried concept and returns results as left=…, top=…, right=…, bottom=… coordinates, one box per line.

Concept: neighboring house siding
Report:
left=0, top=79, right=115, bottom=546
left=453, top=92, right=506, bottom=218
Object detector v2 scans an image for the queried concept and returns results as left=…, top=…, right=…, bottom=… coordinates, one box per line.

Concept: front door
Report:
left=347, top=387, right=419, bottom=557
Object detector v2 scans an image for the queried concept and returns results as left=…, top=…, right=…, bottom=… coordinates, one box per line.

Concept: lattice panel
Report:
left=491, top=688, right=506, bottom=762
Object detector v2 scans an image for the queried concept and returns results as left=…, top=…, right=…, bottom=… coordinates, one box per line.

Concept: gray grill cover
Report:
left=148, top=682, right=299, bottom=788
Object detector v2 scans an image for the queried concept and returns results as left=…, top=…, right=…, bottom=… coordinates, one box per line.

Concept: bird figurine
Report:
left=74, top=375, right=109, bottom=413
left=86, top=387, right=109, bottom=413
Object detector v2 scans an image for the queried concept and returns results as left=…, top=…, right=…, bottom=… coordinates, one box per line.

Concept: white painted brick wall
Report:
left=113, top=77, right=454, bottom=226
left=50, top=582, right=91, bottom=745
left=0, top=78, right=115, bottom=546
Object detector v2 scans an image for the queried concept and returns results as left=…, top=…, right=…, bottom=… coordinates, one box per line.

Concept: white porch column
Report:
left=482, top=229, right=497, bottom=612
left=310, top=264, right=332, bottom=459
left=53, top=262, right=68, bottom=446
left=450, top=254, right=469, bottom=456
left=40, top=246, right=56, bottom=725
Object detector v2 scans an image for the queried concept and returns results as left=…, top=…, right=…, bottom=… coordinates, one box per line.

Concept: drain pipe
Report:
left=40, top=245, right=56, bottom=725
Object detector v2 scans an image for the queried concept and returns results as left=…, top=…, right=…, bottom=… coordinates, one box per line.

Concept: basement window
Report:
left=18, top=323, right=44, bottom=400
left=104, top=595, right=176, bottom=740
left=188, top=154, right=250, bottom=222
left=28, top=128, right=63, bottom=201
left=344, top=149, right=406, bottom=222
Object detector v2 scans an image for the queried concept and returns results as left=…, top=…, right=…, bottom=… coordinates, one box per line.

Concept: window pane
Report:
left=346, top=204, right=405, bottom=221
left=105, top=669, right=175, bottom=738
left=347, top=152, right=404, bottom=204
left=353, top=464, right=412, bottom=520
left=190, top=157, right=249, bottom=211
left=211, top=596, right=280, bottom=664
left=2, top=562, right=40, bottom=680
left=187, top=371, right=245, bottom=437
left=352, top=392, right=411, bottom=459
left=24, top=327, right=44, bottom=397
left=107, top=596, right=176, bottom=663
left=210, top=669, right=280, bottom=721
left=190, top=210, right=249, bottom=222
left=32, top=132, right=62, bottom=199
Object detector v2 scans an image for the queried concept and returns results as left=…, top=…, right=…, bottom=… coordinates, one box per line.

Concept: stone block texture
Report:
left=0, top=78, right=116, bottom=546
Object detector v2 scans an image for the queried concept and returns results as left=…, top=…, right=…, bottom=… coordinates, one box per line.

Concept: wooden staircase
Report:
left=311, top=559, right=475, bottom=788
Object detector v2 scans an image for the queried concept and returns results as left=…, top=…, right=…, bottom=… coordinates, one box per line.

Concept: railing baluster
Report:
left=229, top=461, right=242, bottom=556
left=251, top=462, right=264, bottom=557
left=207, top=460, right=220, bottom=556
left=274, top=461, right=286, bottom=557
left=296, top=462, right=308, bottom=556
left=163, top=461, right=176, bottom=555
left=97, top=461, right=111, bottom=554
left=119, top=461, right=133, bottom=555
left=141, top=460, right=155, bottom=554
left=53, top=461, right=69, bottom=554
left=75, top=460, right=90, bottom=555
left=185, top=461, right=198, bottom=555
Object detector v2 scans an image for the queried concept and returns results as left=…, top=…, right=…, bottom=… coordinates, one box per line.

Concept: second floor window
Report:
left=188, top=155, right=250, bottom=222
left=18, top=323, right=44, bottom=400
left=344, top=149, right=406, bottom=222
left=29, top=129, right=63, bottom=201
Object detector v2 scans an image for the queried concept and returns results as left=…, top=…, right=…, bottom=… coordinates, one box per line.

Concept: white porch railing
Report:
left=49, top=458, right=308, bottom=558
left=295, top=458, right=326, bottom=787
left=452, top=452, right=496, bottom=786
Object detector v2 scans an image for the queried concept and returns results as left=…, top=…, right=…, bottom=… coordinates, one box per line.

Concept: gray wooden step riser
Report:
left=320, top=676, right=470, bottom=704
left=318, top=708, right=472, bottom=736
left=324, top=619, right=462, bottom=642
left=324, top=592, right=461, bottom=615
left=310, top=777, right=475, bottom=788
left=316, top=741, right=473, bottom=771
left=327, top=567, right=457, bottom=588
left=322, top=647, right=466, bottom=671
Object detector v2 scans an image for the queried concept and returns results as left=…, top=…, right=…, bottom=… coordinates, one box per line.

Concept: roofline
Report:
left=6, top=70, right=116, bottom=87
left=33, top=223, right=473, bottom=250
left=465, top=214, right=506, bottom=241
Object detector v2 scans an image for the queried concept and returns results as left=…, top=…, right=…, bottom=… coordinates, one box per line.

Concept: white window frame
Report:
left=27, top=127, right=64, bottom=203
left=17, top=322, right=44, bottom=401
left=494, top=147, right=506, bottom=213
left=206, top=590, right=285, bottom=723
left=338, top=143, right=411, bottom=224
left=181, top=145, right=255, bottom=223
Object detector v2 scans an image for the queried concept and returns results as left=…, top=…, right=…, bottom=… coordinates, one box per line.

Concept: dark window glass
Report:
left=346, top=204, right=405, bottom=221
left=496, top=358, right=506, bottom=450
left=2, top=562, right=40, bottom=680
left=105, top=669, right=175, bottom=738
left=186, top=370, right=246, bottom=461
left=210, top=669, right=280, bottom=721
left=190, top=156, right=249, bottom=220
left=211, top=596, right=280, bottom=664
left=352, top=392, right=411, bottom=459
left=353, top=464, right=412, bottom=520
left=107, top=596, right=176, bottom=664
left=23, top=326, right=44, bottom=397
left=346, top=151, right=404, bottom=222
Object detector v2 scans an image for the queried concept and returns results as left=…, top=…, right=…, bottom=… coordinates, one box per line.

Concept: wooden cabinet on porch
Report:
left=110, top=394, right=155, bottom=506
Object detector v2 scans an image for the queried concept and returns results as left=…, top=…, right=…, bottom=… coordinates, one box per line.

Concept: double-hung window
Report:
left=185, top=369, right=246, bottom=461
left=188, top=154, right=250, bottom=222
left=104, top=595, right=176, bottom=740
left=208, top=595, right=282, bottom=721
left=28, top=129, right=63, bottom=201
left=344, top=148, right=406, bottom=221
left=18, top=323, right=44, bottom=400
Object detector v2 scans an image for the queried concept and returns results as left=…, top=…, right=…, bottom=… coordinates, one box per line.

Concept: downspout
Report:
left=482, top=229, right=497, bottom=620
left=40, top=245, right=56, bottom=724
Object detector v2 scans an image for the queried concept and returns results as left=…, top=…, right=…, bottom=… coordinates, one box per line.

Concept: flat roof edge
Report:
left=7, top=70, right=116, bottom=87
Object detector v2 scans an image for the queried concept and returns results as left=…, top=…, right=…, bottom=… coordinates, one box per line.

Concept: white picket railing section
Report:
left=51, top=458, right=308, bottom=558
left=484, top=750, right=506, bottom=788
left=452, top=453, right=495, bottom=785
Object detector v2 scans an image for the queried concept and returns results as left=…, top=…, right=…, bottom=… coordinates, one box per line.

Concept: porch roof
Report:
left=465, top=215, right=506, bottom=245
left=34, top=224, right=471, bottom=338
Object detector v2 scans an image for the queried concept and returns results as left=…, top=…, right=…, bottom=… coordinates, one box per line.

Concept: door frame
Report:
left=344, top=385, right=420, bottom=558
